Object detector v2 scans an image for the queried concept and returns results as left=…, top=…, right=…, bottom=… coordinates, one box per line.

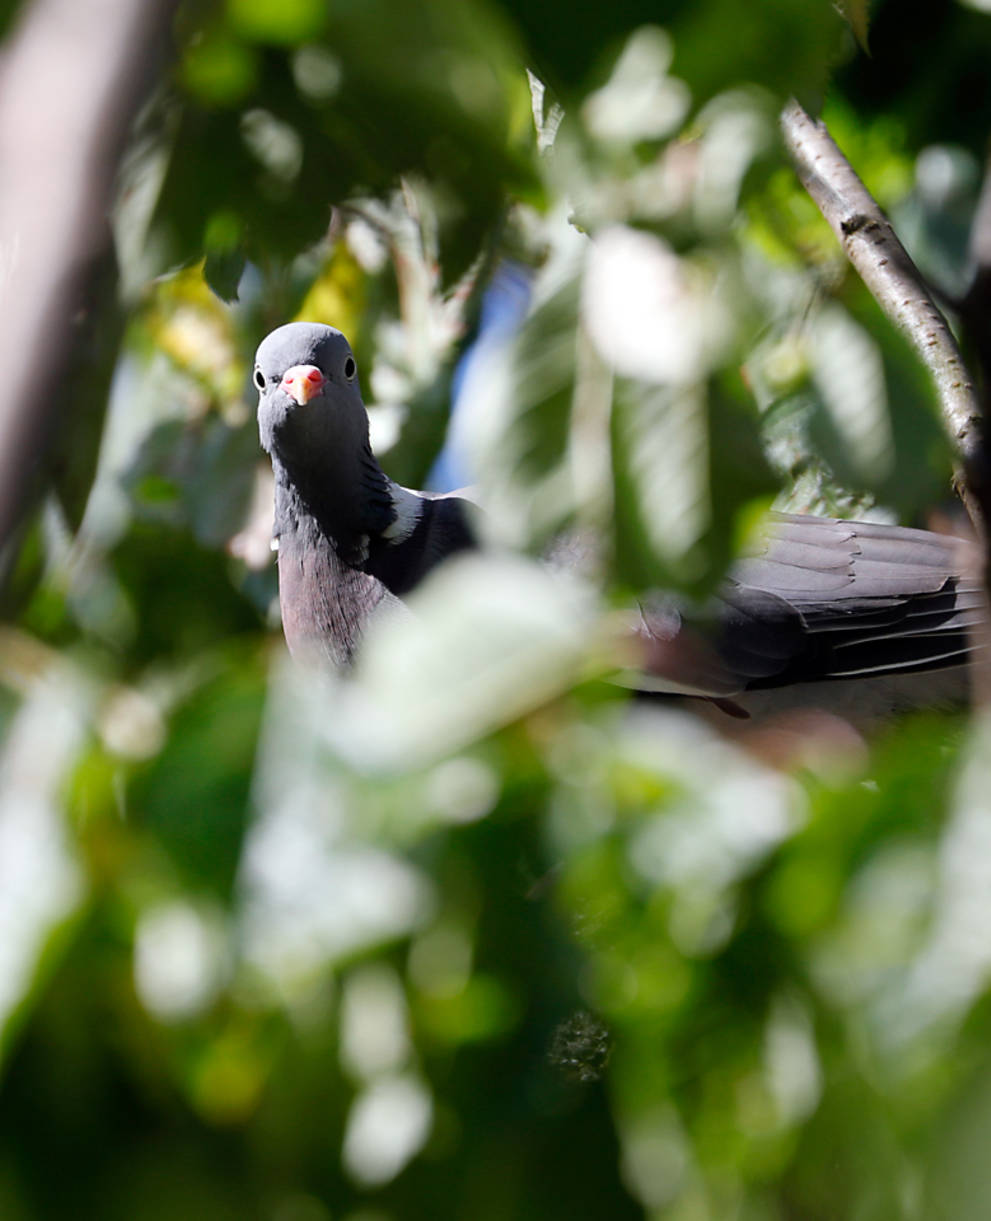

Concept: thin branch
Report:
left=780, top=99, right=989, bottom=526
left=0, top=0, right=176, bottom=548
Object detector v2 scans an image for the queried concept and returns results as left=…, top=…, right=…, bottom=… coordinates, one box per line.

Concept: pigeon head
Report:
left=255, top=321, right=397, bottom=560
left=254, top=322, right=368, bottom=467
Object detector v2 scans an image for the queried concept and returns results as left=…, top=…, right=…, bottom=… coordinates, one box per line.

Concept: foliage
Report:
left=2, top=0, right=991, bottom=1218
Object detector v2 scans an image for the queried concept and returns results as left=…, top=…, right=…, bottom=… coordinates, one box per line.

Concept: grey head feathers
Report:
left=255, top=323, right=394, bottom=560
left=255, top=323, right=368, bottom=473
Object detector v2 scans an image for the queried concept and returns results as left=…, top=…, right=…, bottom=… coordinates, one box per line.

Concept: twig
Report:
left=780, top=99, right=990, bottom=530
left=0, top=0, right=176, bottom=548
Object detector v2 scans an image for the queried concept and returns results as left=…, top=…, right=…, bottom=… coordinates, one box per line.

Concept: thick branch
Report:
left=780, top=99, right=987, bottom=521
left=0, top=0, right=175, bottom=547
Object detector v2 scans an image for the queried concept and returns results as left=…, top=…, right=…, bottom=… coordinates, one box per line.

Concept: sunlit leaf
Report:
left=0, top=671, right=86, bottom=1060
left=180, top=27, right=259, bottom=106
left=583, top=227, right=732, bottom=386
left=322, top=554, right=595, bottom=771
left=808, top=302, right=893, bottom=486
left=467, top=268, right=588, bottom=549
left=611, top=378, right=710, bottom=589
left=582, top=27, right=689, bottom=146
left=227, top=0, right=328, bottom=44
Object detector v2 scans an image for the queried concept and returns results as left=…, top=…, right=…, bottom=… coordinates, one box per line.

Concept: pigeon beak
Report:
left=280, top=364, right=326, bottom=406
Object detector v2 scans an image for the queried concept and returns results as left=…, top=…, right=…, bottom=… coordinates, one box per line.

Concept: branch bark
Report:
left=780, top=99, right=990, bottom=531
left=0, top=0, right=176, bottom=548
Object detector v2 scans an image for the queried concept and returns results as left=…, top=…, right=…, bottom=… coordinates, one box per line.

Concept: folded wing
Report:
left=642, top=514, right=982, bottom=697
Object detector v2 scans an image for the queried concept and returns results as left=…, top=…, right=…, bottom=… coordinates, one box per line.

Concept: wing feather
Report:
left=642, top=514, right=982, bottom=695
left=720, top=515, right=979, bottom=689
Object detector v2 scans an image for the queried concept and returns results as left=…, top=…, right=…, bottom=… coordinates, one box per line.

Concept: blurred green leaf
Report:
left=129, top=654, right=265, bottom=897
left=203, top=247, right=246, bottom=303
left=226, top=0, right=328, bottom=44
left=123, top=418, right=257, bottom=546
left=324, top=554, right=594, bottom=771
left=0, top=671, right=88, bottom=1063
left=179, top=26, right=259, bottom=106
left=671, top=0, right=850, bottom=110
left=611, top=379, right=710, bottom=590
left=807, top=303, right=893, bottom=487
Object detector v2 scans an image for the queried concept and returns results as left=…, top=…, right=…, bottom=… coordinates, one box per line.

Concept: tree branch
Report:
left=780, top=98, right=989, bottom=529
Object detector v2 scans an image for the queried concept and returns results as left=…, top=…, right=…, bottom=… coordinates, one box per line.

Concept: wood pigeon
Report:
left=255, top=322, right=474, bottom=667
left=255, top=321, right=981, bottom=715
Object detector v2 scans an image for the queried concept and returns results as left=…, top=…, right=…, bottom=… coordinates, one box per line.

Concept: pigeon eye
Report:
left=344, top=356, right=356, bottom=380
left=253, top=369, right=266, bottom=390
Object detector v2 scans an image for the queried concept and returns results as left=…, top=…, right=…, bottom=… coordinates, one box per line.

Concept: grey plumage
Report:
left=723, top=515, right=978, bottom=685
left=255, top=322, right=473, bottom=665
left=256, top=322, right=981, bottom=715
left=639, top=514, right=979, bottom=715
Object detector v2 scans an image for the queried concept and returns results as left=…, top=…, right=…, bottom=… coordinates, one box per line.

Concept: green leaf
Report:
left=469, top=275, right=588, bottom=550
left=179, top=27, right=259, bottom=107
left=611, top=379, right=710, bottom=591
left=837, top=0, right=872, bottom=52
left=0, top=673, right=87, bottom=1062
left=203, top=248, right=246, bottom=303
left=129, top=656, right=265, bottom=897
left=226, top=0, right=328, bottom=44
left=807, top=303, right=893, bottom=487
left=322, top=554, right=594, bottom=771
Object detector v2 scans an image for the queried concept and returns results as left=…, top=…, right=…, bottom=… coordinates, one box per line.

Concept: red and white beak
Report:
left=280, top=364, right=326, bottom=406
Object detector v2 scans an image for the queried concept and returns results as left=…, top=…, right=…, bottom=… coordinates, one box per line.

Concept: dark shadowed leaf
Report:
left=128, top=653, right=265, bottom=897
left=203, top=246, right=246, bottom=303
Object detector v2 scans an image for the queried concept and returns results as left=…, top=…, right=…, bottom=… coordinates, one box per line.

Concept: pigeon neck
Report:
left=271, top=442, right=395, bottom=566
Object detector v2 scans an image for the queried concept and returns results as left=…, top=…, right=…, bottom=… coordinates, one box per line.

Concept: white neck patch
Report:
left=382, top=481, right=424, bottom=543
